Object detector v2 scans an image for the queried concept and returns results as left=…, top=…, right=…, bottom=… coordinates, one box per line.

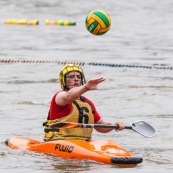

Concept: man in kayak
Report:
left=43, top=64, right=125, bottom=141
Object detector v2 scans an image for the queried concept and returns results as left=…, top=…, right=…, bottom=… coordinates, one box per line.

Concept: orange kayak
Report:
left=5, top=136, right=143, bottom=167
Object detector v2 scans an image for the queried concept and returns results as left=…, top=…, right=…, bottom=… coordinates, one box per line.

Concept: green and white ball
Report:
left=85, top=10, right=111, bottom=35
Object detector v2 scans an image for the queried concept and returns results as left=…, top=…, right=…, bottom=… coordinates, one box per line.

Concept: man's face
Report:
left=65, top=71, right=82, bottom=90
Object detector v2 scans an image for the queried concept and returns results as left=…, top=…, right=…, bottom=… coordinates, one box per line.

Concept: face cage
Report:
left=63, top=72, right=86, bottom=90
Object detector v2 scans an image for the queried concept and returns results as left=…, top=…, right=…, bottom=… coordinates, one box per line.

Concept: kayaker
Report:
left=43, top=64, right=125, bottom=141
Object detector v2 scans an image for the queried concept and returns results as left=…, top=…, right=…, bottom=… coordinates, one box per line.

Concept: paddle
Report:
left=50, top=120, right=156, bottom=138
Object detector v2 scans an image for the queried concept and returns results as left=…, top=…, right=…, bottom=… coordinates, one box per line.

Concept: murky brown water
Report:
left=0, top=0, right=173, bottom=172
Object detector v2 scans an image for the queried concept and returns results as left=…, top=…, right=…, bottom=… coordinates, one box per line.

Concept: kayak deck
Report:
left=5, top=136, right=143, bottom=166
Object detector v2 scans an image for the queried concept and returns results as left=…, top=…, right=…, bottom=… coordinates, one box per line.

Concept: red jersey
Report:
left=49, top=91, right=101, bottom=123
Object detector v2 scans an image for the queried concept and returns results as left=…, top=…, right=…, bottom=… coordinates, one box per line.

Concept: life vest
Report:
left=43, top=97, right=94, bottom=141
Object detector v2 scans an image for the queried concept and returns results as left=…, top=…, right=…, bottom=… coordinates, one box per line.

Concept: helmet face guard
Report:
left=59, top=64, right=86, bottom=89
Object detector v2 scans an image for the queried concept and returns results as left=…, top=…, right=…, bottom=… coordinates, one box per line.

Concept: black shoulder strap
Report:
left=80, top=96, right=95, bottom=113
left=73, top=100, right=82, bottom=114
left=47, top=110, right=50, bottom=120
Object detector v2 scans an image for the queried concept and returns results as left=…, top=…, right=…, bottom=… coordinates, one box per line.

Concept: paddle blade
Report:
left=131, top=121, right=156, bottom=137
left=50, top=122, right=80, bottom=129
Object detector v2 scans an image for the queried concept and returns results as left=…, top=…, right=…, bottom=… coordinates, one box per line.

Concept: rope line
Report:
left=0, top=59, right=173, bottom=70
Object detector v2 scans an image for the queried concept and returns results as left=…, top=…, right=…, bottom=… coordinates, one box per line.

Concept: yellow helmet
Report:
left=59, top=64, right=86, bottom=89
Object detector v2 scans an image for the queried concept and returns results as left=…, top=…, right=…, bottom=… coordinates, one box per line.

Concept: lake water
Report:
left=0, top=0, right=173, bottom=172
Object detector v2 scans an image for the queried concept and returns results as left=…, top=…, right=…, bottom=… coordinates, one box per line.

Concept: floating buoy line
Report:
left=0, top=59, right=173, bottom=70
left=4, top=19, right=76, bottom=26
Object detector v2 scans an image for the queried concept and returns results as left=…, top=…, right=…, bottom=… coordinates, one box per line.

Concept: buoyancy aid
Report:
left=43, top=97, right=94, bottom=141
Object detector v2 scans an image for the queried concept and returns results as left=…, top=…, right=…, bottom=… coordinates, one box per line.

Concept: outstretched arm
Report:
left=56, top=77, right=105, bottom=106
